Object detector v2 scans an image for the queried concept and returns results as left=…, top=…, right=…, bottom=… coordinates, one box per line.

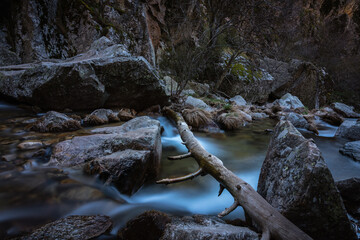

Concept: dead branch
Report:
left=156, top=167, right=203, bottom=184
left=168, top=152, right=192, bottom=160
left=159, top=107, right=312, bottom=240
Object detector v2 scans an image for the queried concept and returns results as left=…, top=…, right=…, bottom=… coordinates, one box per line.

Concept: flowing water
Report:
left=0, top=101, right=360, bottom=238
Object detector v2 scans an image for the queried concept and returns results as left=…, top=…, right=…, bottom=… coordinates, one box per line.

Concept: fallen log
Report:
left=157, top=108, right=312, bottom=240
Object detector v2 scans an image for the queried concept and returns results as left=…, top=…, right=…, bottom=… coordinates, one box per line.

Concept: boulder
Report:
left=257, top=120, right=355, bottom=240
left=184, top=96, right=213, bottom=112
left=331, top=102, right=360, bottom=118
left=230, top=95, right=247, bottom=107
left=314, top=107, right=344, bottom=126
left=274, top=93, right=305, bottom=109
left=19, top=215, right=112, bottom=240
left=17, top=141, right=44, bottom=150
left=336, top=178, right=360, bottom=218
left=49, top=117, right=161, bottom=194
left=119, top=211, right=259, bottom=240
left=281, top=112, right=309, bottom=129
left=27, top=111, right=81, bottom=132
left=339, top=141, right=360, bottom=162
left=0, top=43, right=169, bottom=111
left=83, top=109, right=119, bottom=126
left=187, top=81, right=210, bottom=97
left=250, top=112, right=269, bottom=120
left=336, top=120, right=360, bottom=140
left=84, top=149, right=152, bottom=195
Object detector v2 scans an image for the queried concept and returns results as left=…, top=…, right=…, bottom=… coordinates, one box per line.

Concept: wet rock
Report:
left=1, top=154, right=17, bottom=162
left=84, top=149, right=153, bottom=195
left=336, top=120, right=360, bottom=140
left=257, top=120, right=356, bottom=240
left=28, top=111, right=81, bottom=132
left=83, top=109, right=119, bottom=126
left=339, top=141, right=360, bottom=162
left=331, top=102, right=360, bottom=118
left=17, top=141, right=44, bottom=150
left=185, top=96, right=213, bottom=112
left=230, top=95, right=247, bottom=107
left=161, top=215, right=259, bottom=240
left=336, top=178, right=360, bottom=219
left=19, top=215, right=112, bottom=240
left=274, top=93, right=305, bottom=110
left=315, top=107, right=344, bottom=126
left=119, top=211, right=259, bottom=240
left=119, top=210, right=171, bottom=240
left=49, top=117, right=161, bottom=194
left=0, top=43, right=169, bottom=111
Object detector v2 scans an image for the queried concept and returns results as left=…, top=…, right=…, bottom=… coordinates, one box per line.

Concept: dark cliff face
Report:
left=268, top=0, right=360, bottom=108
left=0, top=0, right=154, bottom=64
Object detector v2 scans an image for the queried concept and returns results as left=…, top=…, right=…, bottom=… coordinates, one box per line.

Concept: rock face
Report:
left=0, top=0, right=154, bottom=64
left=257, top=120, right=355, bottom=240
left=49, top=116, right=162, bottom=194
left=336, top=178, right=360, bottom=219
left=28, top=111, right=81, bottom=132
left=0, top=41, right=169, bottom=111
left=339, top=141, right=360, bottom=162
left=336, top=120, right=360, bottom=140
left=119, top=211, right=259, bottom=240
left=19, top=215, right=112, bottom=240
left=331, top=102, right=360, bottom=118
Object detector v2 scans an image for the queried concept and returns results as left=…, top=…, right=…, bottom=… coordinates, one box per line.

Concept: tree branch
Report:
left=168, top=152, right=192, bottom=160
left=156, top=167, right=203, bottom=184
left=218, top=200, right=239, bottom=217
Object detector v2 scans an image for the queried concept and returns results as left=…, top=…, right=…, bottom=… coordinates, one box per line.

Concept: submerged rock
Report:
left=19, top=215, right=112, bottom=240
left=257, top=120, right=355, bottom=240
left=339, top=141, right=360, bottom=162
left=83, top=109, right=119, bottom=126
left=336, top=120, right=360, bottom=140
left=119, top=211, right=259, bottom=240
left=27, top=111, right=81, bottom=132
left=331, top=102, right=360, bottom=118
left=49, top=117, right=161, bottom=194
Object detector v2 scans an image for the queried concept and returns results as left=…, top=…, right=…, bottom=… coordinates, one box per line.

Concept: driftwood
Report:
left=157, top=108, right=312, bottom=240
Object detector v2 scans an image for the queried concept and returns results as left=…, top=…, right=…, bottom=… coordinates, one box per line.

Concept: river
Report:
left=0, top=101, right=359, bottom=238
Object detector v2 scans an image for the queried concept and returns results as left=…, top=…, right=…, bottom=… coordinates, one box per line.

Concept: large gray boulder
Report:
left=336, top=120, right=360, bottom=140
left=339, top=141, right=360, bottom=162
left=258, top=120, right=356, bottom=240
left=0, top=43, right=169, bottom=111
left=49, top=116, right=161, bottom=194
left=281, top=112, right=309, bottom=129
left=331, top=102, right=360, bottom=118
left=119, top=211, right=259, bottom=240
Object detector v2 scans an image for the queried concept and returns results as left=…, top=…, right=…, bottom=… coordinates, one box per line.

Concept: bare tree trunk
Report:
left=157, top=108, right=313, bottom=240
